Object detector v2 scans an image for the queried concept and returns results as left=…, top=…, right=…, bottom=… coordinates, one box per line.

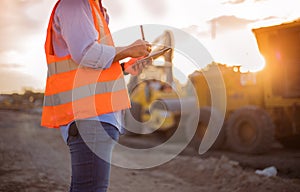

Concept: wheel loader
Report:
left=124, top=20, right=300, bottom=154
left=185, top=19, right=300, bottom=153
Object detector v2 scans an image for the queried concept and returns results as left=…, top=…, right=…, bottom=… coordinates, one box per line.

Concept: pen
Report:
left=140, top=25, right=145, bottom=40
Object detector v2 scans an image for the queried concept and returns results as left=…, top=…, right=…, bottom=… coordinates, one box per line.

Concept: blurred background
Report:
left=1, top=1, right=300, bottom=191
left=1, top=0, right=299, bottom=93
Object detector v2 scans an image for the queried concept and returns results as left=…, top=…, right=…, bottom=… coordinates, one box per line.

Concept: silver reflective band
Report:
left=48, top=60, right=78, bottom=77
left=44, top=78, right=126, bottom=106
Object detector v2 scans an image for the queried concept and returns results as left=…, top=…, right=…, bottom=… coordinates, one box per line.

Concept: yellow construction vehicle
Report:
left=185, top=19, right=300, bottom=153
left=251, top=19, right=300, bottom=149
left=125, top=20, right=300, bottom=154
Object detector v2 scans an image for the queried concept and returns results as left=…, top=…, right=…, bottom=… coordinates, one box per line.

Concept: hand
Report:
left=126, top=39, right=152, bottom=58
left=113, top=39, right=152, bottom=63
left=124, top=57, right=152, bottom=76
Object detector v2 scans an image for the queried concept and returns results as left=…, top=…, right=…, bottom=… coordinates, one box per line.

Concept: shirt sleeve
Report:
left=80, top=42, right=116, bottom=69
left=55, top=0, right=115, bottom=69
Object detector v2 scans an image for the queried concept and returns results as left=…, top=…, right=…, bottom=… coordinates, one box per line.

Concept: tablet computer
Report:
left=139, top=47, right=172, bottom=62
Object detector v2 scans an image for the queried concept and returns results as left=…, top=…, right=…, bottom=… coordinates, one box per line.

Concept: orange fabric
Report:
left=41, top=0, right=130, bottom=128
left=44, top=1, right=60, bottom=63
left=42, top=89, right=130, bottom=128
left=89, top=0, right=101, bottom=41
left=89, top=0, right=113, bottom=45
left=45, top=64, right=123, bottom=96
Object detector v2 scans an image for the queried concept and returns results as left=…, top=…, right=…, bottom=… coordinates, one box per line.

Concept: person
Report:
left=41, top=0, right=151, bottom=191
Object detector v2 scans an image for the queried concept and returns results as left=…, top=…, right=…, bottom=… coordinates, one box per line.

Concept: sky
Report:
left=0, top=0, right=299, bottom=93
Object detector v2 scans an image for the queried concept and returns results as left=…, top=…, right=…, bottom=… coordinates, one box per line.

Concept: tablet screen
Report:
left=139, top=47, right=172, bottom=62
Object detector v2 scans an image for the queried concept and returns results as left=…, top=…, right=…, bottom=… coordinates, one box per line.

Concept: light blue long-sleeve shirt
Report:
left=52, top=0, right=124, bottom=143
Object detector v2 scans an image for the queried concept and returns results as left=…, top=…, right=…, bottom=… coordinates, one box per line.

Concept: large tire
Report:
left=226, top=106, right=275, bottom=154
left=185, top=107, right=226, bottom=151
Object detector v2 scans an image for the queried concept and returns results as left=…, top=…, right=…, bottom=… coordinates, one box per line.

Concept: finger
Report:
left=132, top=65, right=137, bottom=71
left=139, top=62, right=145, bottom=71
left=146, top=59, right=152, bottom=66
left=137, top=63, right=143, bottom=71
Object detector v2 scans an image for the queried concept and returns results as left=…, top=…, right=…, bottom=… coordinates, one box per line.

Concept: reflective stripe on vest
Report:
left=44, top=78, right=126, bottom=106
left=41, top=0, right=130, bottom=128
left=47, top=59, right=78, bottom=77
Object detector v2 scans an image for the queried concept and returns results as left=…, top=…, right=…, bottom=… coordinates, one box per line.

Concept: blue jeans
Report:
left=67, top=121, right=119, bottom=192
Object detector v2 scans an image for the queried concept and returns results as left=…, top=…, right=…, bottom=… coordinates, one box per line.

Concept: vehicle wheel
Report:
left=162, top=114, right=181, bottom=140
left=226, top=106, right=275, bottom=154
left=278, top=134, right=300, bottom=149
left=185, top=107, right=225, bottom=151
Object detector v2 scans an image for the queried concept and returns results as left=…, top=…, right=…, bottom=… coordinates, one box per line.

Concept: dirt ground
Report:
left=0, top=110, right=300, bottom=192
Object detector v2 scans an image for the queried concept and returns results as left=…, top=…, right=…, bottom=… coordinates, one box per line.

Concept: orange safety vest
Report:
left=41, top=0, right=130, bottom=128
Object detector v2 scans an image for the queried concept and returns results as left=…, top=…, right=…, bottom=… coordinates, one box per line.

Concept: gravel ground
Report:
left=0, top=110, right=300, bottom=192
